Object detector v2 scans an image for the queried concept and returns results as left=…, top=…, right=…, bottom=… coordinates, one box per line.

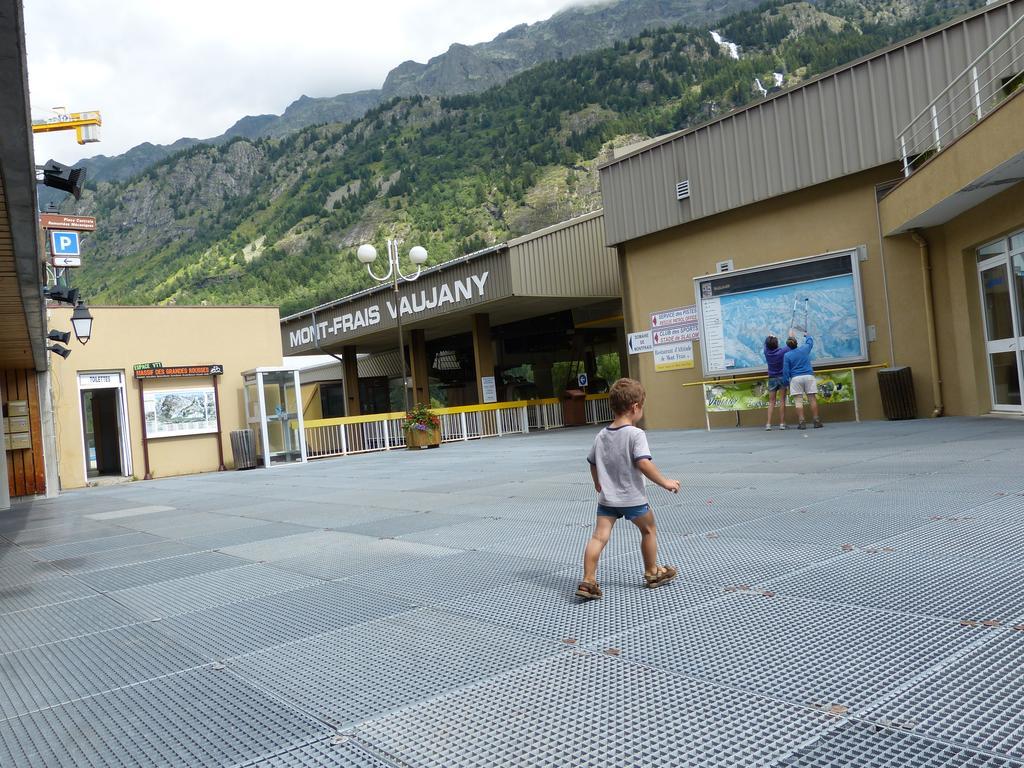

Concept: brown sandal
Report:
left=644, top=565, right=678, bottom=589
left=575, top=580, right=602, bottom=600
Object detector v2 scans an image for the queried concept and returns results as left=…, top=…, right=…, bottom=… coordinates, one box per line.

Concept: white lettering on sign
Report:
left=287, top=271, right=490, bottom=350
left=651, top=305, right=698, bottom=329
left=652, top=324, right=699, bottom=345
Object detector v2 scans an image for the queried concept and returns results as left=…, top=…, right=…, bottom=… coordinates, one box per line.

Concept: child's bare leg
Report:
left=809, top=394, right=820, bottom=421
left=630, top=510, right=659, bottom=577
left=766, top=391, right=776, bottom=426
left=583, top=515, right=616, bottom=583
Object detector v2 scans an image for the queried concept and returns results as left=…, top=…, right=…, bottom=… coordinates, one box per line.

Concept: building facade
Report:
left=48, top=306, right=283, bottom=489
left=599, top=0, right=1024, bottom=429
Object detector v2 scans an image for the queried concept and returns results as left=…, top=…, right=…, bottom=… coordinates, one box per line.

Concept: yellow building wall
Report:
left=621, top=166, right=942, bottom=430
left=49, top=306, right=282, bottom=489
left=923, top=183, right=1024, bottom=415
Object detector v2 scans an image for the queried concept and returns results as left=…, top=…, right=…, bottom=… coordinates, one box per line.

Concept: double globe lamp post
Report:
left=356, top=240, right=428, bottom=413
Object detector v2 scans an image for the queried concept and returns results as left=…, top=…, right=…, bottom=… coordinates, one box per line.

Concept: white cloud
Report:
left=26, top=0, right=573, bottom=163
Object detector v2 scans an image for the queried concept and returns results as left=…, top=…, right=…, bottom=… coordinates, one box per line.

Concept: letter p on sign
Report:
left=50, top=230, right=80, bottom=256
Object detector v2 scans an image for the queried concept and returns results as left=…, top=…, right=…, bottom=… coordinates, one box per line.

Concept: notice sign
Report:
left=654, top=341, right=695, bottom=372
left=134, top=364, right=223, bottom=379
left=651, top=305, right=698, bottom=329
left=481, top=375, right=497, bottom=404
left=39, top=213, right=96, bottom=231
left=143, top=388, right=218, bottom=438
left=627, top=330, right=654, bottom=354
left=652, top=325, right=699, bottom=345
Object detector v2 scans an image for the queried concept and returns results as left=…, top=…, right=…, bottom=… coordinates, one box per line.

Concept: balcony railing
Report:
left=898, top=13, right=1024, bottom=177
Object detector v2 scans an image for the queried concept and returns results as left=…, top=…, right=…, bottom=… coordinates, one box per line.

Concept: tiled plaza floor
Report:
left=1, top=417, right=1023, bottom=766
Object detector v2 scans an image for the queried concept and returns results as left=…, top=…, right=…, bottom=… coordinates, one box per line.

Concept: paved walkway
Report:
left=1, top=417, right=1023, bottom=767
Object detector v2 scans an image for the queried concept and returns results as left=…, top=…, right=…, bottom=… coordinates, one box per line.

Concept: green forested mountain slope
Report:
left=67, top=0, right=983, bottom=317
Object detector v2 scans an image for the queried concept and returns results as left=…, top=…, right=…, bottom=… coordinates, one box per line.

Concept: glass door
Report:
left=978, top=233, right=1024, bottom=412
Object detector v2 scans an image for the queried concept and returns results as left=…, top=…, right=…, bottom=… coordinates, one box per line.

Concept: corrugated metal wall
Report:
left=599, top=0, right=1024, bottom=245
left=509, top=211, right=619, bottom=297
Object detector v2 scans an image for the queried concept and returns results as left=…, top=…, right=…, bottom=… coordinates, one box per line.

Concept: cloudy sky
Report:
left=25, top=0, right=575, bottom=164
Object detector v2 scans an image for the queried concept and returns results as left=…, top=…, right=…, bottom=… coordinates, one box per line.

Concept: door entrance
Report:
left=977, top=231, right=1024, bottom=412
left=82, top=389, right=122, bottom=477
left=78, top=372, right=133, bottom=480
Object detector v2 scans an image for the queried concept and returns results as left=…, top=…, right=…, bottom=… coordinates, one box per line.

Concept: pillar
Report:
left=616, top=324, right=629, bottom=384
left=342, top=346, right=361, bottom=416
left=533, top=362, right=554, bottom=398
left=409, top=330, right=431, bottom=406
left=471, top=313, right=495, bottom=404
left=0, top=396, right=9, bottom=510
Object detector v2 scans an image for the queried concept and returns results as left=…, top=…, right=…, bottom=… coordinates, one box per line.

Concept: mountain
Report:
left=64, top=0, right=984, bottom=317
left=60, top=0, right=765, bottom=184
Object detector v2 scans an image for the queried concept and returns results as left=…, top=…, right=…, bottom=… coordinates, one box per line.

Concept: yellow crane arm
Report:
left=31, top=110, right=102, bottom=144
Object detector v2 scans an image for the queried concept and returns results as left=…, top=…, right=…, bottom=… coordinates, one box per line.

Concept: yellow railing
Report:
left=303, top=394, right=611, bottom=460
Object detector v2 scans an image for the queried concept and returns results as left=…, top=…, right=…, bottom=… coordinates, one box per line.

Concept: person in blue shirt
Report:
left=763, top=334, right=788, bottom=430
left=782, top=331, right=823, bottom=429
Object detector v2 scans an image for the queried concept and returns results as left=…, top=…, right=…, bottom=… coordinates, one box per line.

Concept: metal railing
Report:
left=303, top=394, right=611, bottom=460
left=898, top=13, right=1024, bottom=177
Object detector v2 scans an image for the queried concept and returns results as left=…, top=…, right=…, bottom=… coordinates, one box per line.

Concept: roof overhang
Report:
left=0, top=0, right=46, bottom=371
left=281, top=211, right=621, bottom=356
left=879, top=88, right=1024, bottom=236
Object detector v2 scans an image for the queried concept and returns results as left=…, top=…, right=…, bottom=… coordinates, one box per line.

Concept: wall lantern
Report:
left=70, top=300, right=93, bottom=344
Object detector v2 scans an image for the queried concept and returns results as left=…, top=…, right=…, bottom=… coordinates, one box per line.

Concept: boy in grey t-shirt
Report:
left=577, top=378, right=680, bottom=600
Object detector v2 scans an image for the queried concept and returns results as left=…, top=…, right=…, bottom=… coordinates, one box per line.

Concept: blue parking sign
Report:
left=50, top=230, right=80, bottom=256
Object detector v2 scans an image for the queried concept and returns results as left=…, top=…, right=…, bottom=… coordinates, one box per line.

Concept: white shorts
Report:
left=789, top=375, right=817, bottom=397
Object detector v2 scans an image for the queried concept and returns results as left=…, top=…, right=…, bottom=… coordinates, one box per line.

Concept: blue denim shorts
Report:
left=597, top=503, right=649, bottom=520
left=767, top=376, right=785, bottom=392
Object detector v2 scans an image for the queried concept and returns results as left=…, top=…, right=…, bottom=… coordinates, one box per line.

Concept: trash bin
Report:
left=230, top=429, right=258, bottom=469
left=562, top=389, right=587, bottom=426
left=877, top=366, right=917, bottom=420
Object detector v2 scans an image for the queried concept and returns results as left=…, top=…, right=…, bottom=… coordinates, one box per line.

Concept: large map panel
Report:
left=696, top=251, right=867, bottom=376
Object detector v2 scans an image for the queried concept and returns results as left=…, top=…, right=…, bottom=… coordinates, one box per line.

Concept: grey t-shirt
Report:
left=587, top=425, right=652, bottom=507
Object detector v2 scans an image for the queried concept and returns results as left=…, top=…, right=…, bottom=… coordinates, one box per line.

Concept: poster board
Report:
left=703, top=370, right=854, bottom=412
left=143, top=387, right=218, bottom=438
left=694, top=249, right=868, bottom=376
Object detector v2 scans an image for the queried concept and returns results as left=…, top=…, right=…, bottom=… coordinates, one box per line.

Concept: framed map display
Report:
left=694, top=248, right=868, bottom=377
left=143, top=387, right=218, bottom=438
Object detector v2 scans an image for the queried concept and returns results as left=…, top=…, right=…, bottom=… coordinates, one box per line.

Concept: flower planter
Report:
left=405, top=426, right=441, bottom=450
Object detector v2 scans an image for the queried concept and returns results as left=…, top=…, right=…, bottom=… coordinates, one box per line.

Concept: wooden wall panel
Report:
left=2, top=368, right=46, bottom=498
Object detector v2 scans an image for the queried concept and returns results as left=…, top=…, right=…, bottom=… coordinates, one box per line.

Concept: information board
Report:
left=694, top=249, right=868, bottom=376
left=143, top=388, right=218, bottom=438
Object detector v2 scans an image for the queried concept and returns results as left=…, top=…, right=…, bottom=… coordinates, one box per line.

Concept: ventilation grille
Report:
left=675, top=179, right=690, bottom=200
left=716, top=259, right=734, bottom=274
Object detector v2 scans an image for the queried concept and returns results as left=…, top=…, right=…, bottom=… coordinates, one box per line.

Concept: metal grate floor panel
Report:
left=335, top=511, right=478, bottom=539
left=228, top=610, right=562, bottom=728
left=767, top=552, right=1024, bottom=622
left=774, top=721, right=1024, bottom=767
left=351, top=650, right=840, bottom=767
left=0, top=622, right=206, bottom=720
left=878, top=517, right=1024, bottom=562
left=179, top=521, right=316, bottom=551
left=44, top=540, right=199, bottom=573
left=240, top=738, right=396, bottom=768
left=0, top=666, right=330, bottom=767
left=73, top=550, right=247, bottom=592
left=0, top=575, right=96, bottom=615
left=589, top=592, right=982, bottom=714
left=152, top=581, right=419, bottom=660
left=437, top=573, right=722, bottom=644
left=343, top=550, right=562, bottom=604
left=597, top=534, right=841, bottom=588
left=27, top=532, right=160, bottom=561
left=0, top=594, right=141, bottom=654
left=868, top=630, right=1024, bottom=760
left=106, top=563, right=320, bottom=620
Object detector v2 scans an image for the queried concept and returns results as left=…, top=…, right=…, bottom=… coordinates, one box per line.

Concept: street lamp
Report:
left=357, top=239, right=428, bottom=412
left=70, top=300, right=93, bottom=344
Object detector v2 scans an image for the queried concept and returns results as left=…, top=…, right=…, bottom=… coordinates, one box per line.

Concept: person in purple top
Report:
left=763, top=334, right=788, bottom=430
